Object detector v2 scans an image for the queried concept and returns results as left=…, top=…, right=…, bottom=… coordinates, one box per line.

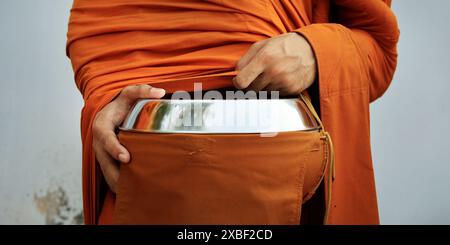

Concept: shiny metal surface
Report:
left=120, top=99, right=319, bottom=134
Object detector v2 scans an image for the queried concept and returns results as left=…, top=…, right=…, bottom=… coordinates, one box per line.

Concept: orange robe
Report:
left=67, top=0, right=399, bottom=225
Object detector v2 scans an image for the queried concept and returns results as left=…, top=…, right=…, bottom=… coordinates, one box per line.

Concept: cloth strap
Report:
left=300, top=92, right=335, bottom=224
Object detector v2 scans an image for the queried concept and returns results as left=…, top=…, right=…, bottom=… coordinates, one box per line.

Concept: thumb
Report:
left=110, top=84, right=166, bottom=127
left=119, top=84, right=166, bottom=105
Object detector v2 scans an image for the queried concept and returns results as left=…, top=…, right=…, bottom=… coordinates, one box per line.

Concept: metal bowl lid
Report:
left=120, top=99, right=319, bottom=134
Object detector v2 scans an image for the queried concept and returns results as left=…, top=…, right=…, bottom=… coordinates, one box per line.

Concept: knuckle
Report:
left=92, top=112, right=110, bottom=137
left=121, top=84, right=151, bottom=100
left=267, top=65, right=283, bottom=77
left=259, top=47, right=275, bottom=62
left=278, top=73, right=291, bottom=83
left=121, top=84, right=139, bottom=98
left=137, top=84, right=149, bottom=94
left=99, top=133, right=110, bottom=147
left=120, top=86, right=133, bottom=96
left=273, top=69, right=290, bottom=82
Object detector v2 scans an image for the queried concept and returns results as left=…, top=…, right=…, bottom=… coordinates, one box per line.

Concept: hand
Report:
left=233, top=32, right=317, bottom=96
left=92, top=84, right=166, bottom=192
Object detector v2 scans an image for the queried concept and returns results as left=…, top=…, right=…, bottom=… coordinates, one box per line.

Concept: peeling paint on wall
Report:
left=34, top=187, right=83, bottom=225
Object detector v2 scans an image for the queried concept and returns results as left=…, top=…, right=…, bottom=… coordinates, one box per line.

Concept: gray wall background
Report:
left=0, top=0, right=449, bottom=224
left=372, top=0, right=450, bottom=224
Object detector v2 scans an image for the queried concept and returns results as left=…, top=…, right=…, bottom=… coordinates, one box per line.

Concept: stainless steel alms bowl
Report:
left=120, top=99, right=319, bottom=134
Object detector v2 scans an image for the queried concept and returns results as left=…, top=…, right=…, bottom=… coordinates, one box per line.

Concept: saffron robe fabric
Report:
left=67, top=0, right=399, bottom=225
left=114, top=130, right=329, bottom=224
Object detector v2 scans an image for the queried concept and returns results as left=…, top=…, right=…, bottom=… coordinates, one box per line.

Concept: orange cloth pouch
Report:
left=113, top=96, right=333, bottom=224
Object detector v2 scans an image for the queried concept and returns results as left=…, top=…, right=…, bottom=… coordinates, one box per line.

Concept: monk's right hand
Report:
left=92, top=84, right=166, bottom=193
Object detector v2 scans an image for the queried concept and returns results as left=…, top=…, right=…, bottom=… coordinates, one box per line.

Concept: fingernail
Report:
left=118, top=153, right=128, bottom=163
left=152, top=88, right=166, bottom=96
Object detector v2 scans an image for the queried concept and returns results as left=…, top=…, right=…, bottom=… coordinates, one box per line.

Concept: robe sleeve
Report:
left=295, top=0, right=400, bottom=102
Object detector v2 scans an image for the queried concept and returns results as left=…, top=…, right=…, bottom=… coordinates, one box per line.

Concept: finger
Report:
left=267, top=83, right=297, bottom=97
left=93, top=114, right=130, bottom=163
left=233, top=56, right=266, bottom=90
left=263, top=83, right=281, bottom=93
left=112, top=84, right=166, bottom=126
left=246, top=73, right=272, bottom=92
left=278, top=73, right=305, bottom=95
left=95, top=148, right=120, bottom=193
left=119, top=84, right=166, bottom=105
left=236, top=40, right=267, bottom=70
left=100, top=130, right=130, bottom=163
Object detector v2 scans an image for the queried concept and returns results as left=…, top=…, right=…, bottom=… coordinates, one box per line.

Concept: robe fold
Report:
left=67, top=0, right=399, bottom=225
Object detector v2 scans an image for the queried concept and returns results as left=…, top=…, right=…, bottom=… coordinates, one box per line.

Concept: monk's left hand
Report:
left=234, top=32, right=317, bottom=96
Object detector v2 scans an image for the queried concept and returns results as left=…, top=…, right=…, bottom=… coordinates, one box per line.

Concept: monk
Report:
left=67, top=0, right=399, bottom=225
